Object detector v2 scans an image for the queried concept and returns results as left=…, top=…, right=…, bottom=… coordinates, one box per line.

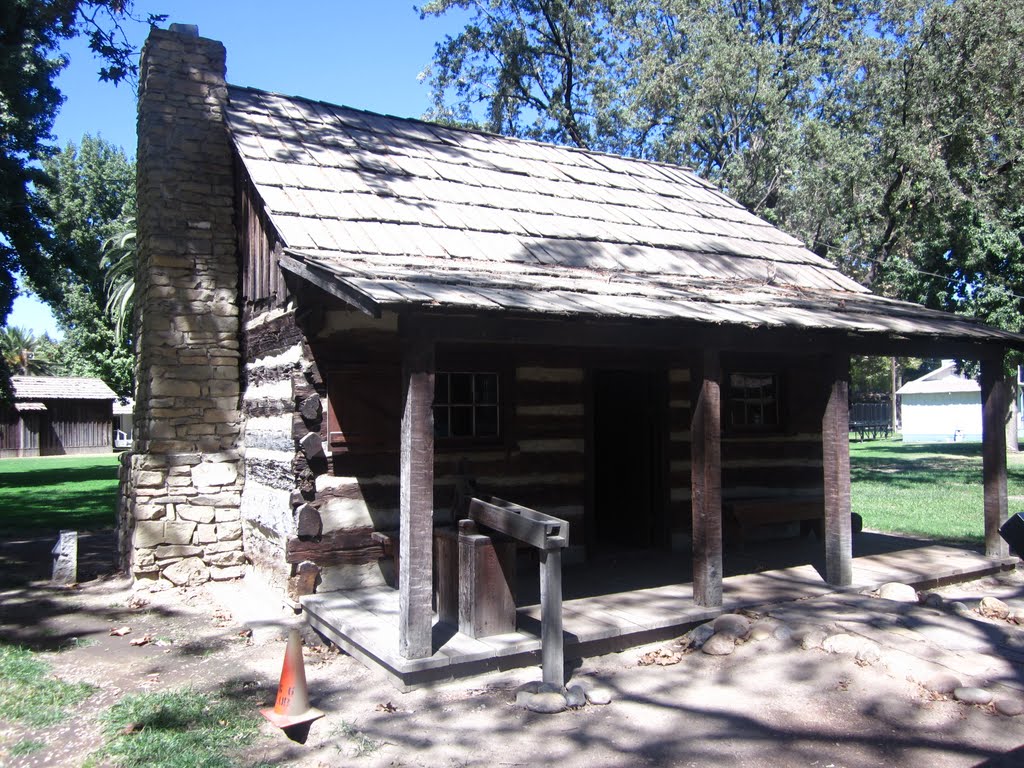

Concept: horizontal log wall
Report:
left=668, top=367, right=693, bottom=540
left=243, top=323, right=839, bottom=597
left=437, top=364, right=587, bottom=547
left=241, top=308, right=307, bottom=590
left=718, top=357, right=830, bottom=502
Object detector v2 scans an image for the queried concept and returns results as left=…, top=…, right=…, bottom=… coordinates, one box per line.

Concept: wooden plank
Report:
left=457, top=524, right=517, bottom=639
left=822, top=354, right=852, bottom=586
left=691, top=348, right=723, bottom=607
left=540, top=548, right=564, bottom=686
left=434, top=527, right=459, bottom=626
left=412, top=312, right=1013, bottom=361
left=981, top=356, right=1010, bottom=558
left=285, top=527, right=376, bottom=563
left=469, top=496, right=569, bottom=550
left=398, top=333, right=435, bottom=660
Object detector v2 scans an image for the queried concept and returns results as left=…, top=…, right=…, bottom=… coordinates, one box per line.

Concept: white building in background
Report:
left=113, top=398, right=134, bottom=450
left=897, top=360, right=981, bottom=443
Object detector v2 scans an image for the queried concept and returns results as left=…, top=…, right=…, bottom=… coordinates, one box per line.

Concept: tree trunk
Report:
left=1006, top=383, right=1020, bottom=453
left=890, top=357, right=898, bottom=434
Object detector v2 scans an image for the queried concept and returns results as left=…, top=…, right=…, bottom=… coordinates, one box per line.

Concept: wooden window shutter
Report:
left=327, top=366, right=401, bottom=451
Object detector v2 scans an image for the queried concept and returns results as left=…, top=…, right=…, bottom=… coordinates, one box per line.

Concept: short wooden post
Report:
left=399, top=336, right=435, bottom=660
left=691, top=348, right=722, bottom=607
left=981, top=356, right=1010, bottom=558
left=822, top=354, right=852, bottom=586
left=540, top=547, right=564, bottom=687
left=457, top=522, right=516, bottom=639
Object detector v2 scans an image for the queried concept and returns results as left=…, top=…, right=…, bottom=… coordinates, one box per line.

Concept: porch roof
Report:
left=225, top=85, right=1024, bottom=350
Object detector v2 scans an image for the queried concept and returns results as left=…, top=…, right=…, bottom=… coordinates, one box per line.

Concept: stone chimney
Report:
left=119, top=25, right=246, bottom=585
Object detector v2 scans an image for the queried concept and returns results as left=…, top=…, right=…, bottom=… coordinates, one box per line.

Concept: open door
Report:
left=592, top=370, right=665, bottom=549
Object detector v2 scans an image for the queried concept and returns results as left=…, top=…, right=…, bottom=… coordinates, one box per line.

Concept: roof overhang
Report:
left=281, top=248, right=1024, bottom=356
left=15, top=402, right=47, bottom=412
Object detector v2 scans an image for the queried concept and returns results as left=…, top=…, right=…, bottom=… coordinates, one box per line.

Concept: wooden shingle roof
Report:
left=224, top=86, right=1024, bottom=348
left=11, top=376, right=117, bottom=401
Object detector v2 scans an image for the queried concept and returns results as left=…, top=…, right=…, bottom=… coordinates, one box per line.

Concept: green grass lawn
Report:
left=0, top=441, right=1017, bottom=546
left=0, top=454, right=120, bottom=537
left=850, top=438, right=1024, bottom=545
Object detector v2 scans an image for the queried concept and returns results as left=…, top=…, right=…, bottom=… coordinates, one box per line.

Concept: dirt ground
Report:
left=3, top=537, right=1024, bottom=767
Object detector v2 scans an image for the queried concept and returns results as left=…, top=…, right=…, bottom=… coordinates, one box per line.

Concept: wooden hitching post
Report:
left=399, top=334, right=435, bottom=660
left=822, top=353, right=852, bottom=586
left=691, top=348, right=722, bottom=607
left=981, top=355, right=1010, bottom=559
left=539, top=547, right=564, bottom=686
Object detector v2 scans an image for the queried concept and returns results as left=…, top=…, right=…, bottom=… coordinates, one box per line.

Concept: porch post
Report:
left=822, top=353, right=852, bottom=586
left=399, top=332, right=435, bottom=660
left=691, top=348, right=723, bottom=606
left=981, top=355, right=1010, bottom=559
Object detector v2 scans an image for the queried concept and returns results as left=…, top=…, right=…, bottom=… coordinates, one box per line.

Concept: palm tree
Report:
left=99, top=219, right=136, bottom=342
left=0, top=326, right=54, bottom=376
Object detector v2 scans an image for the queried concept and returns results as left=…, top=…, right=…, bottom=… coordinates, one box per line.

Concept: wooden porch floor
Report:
left=301, top=533, right=1018, bottom=689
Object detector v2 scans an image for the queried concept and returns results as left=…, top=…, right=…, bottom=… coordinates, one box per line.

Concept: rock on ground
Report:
left=995, top=698, right=1024, bottom=717
left=878, top=582, right=918, bottom=603
left=585, top=687, right=612, bottom=705
left=954, top=687, right=993, bottom=705
left=517, top=691, right=568, bottom=714
left=979, top=596, right=1011, bottom=620
left=712, top=614, right=751, bottom=639
left=702, top=632, right=737, bottom=656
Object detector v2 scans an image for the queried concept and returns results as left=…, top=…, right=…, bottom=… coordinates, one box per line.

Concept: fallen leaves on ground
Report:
left=638, top=647, right=684, bottom=666
left=110, top=626, right=132, bottom=637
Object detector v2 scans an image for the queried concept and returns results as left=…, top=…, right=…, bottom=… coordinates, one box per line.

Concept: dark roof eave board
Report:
left=402, top=308, right=1013, bottom=360
left=279, top=251, right=382, bottom=317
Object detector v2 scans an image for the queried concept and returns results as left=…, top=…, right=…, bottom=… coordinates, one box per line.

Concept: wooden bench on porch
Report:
left=725, top=497, right=823, bottom=546
left=724, top=496, right=863, bottom=547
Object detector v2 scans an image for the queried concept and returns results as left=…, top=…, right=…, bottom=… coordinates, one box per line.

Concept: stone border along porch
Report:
left=302, top=542, right=1018, bottom=690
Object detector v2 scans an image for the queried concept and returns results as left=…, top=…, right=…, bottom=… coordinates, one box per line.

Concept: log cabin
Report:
left=121, top=25, right=1024, bottom=678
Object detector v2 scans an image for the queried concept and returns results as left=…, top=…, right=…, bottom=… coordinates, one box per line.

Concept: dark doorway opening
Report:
left=592, top=370, right=665, bottom=550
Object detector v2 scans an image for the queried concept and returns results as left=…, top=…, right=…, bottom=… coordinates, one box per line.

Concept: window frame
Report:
left=432, top=370, right=502, bottom=443
left=724, top=369, right=784, bottom=433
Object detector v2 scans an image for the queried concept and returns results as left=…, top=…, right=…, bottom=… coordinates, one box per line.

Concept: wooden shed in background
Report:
left=0, top=376, right=117, bottom=458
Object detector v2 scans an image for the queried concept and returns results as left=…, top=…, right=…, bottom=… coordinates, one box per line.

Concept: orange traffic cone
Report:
left=261, top=629, right=324, bottom=729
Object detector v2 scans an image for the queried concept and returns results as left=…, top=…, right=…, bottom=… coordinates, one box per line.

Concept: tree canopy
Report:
left=0, top=0, right=159, bottom=324
left=33, top=135, right=136, bottom=395
left=0, top=326, right=55, bottom=376
left=421, top=0, right=1024, bottom=353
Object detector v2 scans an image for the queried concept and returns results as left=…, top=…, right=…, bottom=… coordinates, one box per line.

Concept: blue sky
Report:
left=9, top=0, right=469, bottom=336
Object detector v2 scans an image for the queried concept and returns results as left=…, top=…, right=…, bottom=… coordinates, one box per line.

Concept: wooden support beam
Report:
left=691, top=348, right=723, bottom=607
left=469, top=496, right=569, bottom=550
left=279, top=251, right=382, bottom=317
left=822, top=354, right=852, bottom=586
left=540, top=548, right=564, bottom=687
left=285, top=527, right=379, bottom=565
left=981, top=356, right=1010, bottom=559
left=399, top=335, right=435, bottom=660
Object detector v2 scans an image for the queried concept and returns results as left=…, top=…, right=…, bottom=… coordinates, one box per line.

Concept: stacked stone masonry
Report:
left=123, top=26, right=246, bottom=585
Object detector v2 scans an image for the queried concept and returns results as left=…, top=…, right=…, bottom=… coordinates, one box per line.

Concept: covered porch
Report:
left=303, top=531, right=1018, bottom=688
left=336, top=305, right=1019, bottom=667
